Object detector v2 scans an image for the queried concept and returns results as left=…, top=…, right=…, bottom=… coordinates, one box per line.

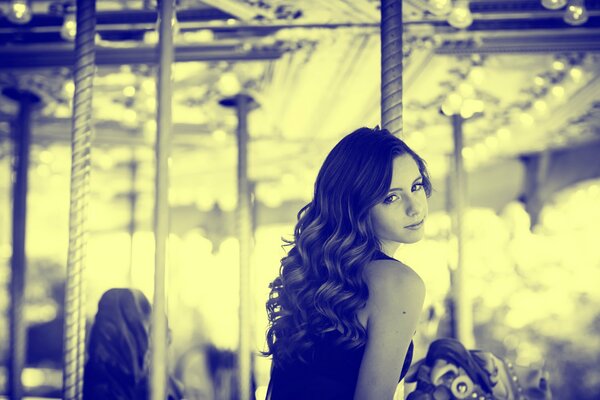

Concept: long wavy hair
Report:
left=264, top=127, right=432, bottom=367
left=83, top=288, right=152, bottom=399
left=83, top=288, right=183, bottom=400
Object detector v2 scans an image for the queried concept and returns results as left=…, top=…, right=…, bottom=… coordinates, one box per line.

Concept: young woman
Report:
left=264, top=127, right=432, bottom=399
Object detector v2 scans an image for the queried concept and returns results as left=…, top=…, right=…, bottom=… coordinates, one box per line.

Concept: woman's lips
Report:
left=405, top=220, right=424, bottom=229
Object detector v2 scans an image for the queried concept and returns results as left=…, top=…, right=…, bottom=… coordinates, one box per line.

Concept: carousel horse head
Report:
left=405, top=338, right=551, bottom=400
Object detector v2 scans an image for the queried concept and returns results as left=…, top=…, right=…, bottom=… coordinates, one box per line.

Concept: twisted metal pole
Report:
left=63, top=1, right=96, bottom=399
left=150, top=0, right=174, bottom=399
left=381, top=0, right=403, bottom=136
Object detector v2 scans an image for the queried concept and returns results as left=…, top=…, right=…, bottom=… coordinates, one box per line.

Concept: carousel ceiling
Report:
left=0, top=0, right=599, bottom=241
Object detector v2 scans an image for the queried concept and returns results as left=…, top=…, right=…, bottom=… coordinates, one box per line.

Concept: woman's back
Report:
left=267, top=250, right=414, bottom=400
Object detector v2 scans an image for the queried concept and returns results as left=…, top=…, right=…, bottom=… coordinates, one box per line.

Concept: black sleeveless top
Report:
left=267, top=250, right=414, bottom=400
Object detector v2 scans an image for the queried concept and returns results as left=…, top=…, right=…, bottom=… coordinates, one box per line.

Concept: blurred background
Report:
left=0, top=0, right=599, bottom=399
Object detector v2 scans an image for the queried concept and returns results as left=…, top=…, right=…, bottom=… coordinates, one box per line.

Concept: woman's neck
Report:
left=379, top=241, right=400, bottom=258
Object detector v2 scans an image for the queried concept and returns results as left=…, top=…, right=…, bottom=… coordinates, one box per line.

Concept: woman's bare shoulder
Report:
left=363, top=259, right=425, bottom=311
left=363, top=259, right=425, bottom=292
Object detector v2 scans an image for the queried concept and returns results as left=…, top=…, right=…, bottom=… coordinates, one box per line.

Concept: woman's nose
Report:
left=405, top=195, right=423, bottom=217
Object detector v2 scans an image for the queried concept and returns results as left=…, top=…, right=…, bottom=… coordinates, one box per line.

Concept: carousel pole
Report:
left=5, top=87, right=40, bottom=400
left=63, top=0, right=96, bottom=398
left=127, top=154, right=139, bottom=287
left=450, top=114, right=475, bottom=348
left=219, top=93, right=258, bottom=400
left=381, top=0, right=403, bottom=136
left=150, top=0, right=175, bottom=399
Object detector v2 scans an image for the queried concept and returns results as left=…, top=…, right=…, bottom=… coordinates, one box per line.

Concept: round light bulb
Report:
left=458, top=82, right=475, bottom=98
left=8, top=0, right=32, bottom=24
left=533, top=99, right=548, bottom=114
left=61, top=13, right=77, bottom=41
left=460, top=98, right=484, bottom=119
left=217, top=72, right=241, bottom=96
left=430, top=0, right=452, bottom=15
left=447, top=2, right=473, bottom=29
left=123, top=86, right=136, bottom=97
left=564, top=2, right=589, bottom=26
left=569, top=66, right=583, bottom=82
left=552, top=60, right=566, bottom=71
left=519, top=112, right=534, bottom=126
left=534, top=76, right=546, bottom=86
left=63, top=80, right=75, bottom=97
left=467, top=67, right=485, bottom=85
left=441, top=92, right=463, bottom=116
left=551, top=85, right=565, bottom=98
left=541, top=0, right=567, bottom=10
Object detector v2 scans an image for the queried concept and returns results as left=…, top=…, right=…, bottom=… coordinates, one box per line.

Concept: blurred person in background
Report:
left=264, top=127, right=431, bottom=400
left=83, top=288, right=183, bottom=400
left=175, top=344, right=256, bottom=400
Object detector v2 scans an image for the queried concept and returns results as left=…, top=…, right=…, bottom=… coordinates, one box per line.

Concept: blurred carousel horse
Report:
left=405, top=338, right=551, bottom=400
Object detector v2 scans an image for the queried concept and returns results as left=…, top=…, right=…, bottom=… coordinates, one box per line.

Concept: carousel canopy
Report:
left=0, top=0, right=599, bottom=238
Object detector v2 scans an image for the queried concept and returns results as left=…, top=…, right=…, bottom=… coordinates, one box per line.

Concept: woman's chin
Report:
left=398, top=231, right=425, bottom=244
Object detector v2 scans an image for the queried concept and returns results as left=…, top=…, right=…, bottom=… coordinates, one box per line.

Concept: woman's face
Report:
left=370, top=154, right=428, bottom=247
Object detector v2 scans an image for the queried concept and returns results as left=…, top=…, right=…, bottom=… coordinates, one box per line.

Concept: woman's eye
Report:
left=412, top=183, right=424, bottom=192
left=384, top=194, right=398, bottom=204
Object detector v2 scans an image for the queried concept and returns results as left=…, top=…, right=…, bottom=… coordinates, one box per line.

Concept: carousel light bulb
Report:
left=123, top=85, right=136, bottom=97
left=519, top=112, right=535, bottom=126
left=533, top=99, right=548, bottom=114
left=564, top=0, right=588, bottom=26
left=551, top=85, right=565, bottom=98
left=569, top=66, right=583, bottom=82
left=430, top=0, right=452, bottom=15
left=467, top=66, right=485, bottom=85
left=552, top=60, right=566, bottom=71
left=217, top=72, right=241, bottom=96
left=541, top=0, right=567, bottom=10
left=61, top=13, right=77, bottom=41
left=460, top=98, right=484, bottom=119
left=447, top=1, right=473, bottom=29
left=534, top=76, right=546, bottom=86
left=441, top=92, right=463, bottom=116
left=63, top=80, right=75, bottom=96
left=8, top=0, right=32, bottom=24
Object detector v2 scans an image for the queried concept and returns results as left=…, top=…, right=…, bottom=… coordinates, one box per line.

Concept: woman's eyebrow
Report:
left=388, top=176, right=423, bottom=192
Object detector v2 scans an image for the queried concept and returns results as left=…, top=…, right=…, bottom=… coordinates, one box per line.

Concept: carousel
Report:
left=0, top=0, right=599, bottom=399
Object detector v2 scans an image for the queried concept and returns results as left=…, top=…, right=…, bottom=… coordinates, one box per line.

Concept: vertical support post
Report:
left=150, top=0, right=174, bottom=399
left=219, top=93, right=257, bottom=400
left=5, top=88, right=39, bottom=400
left=236, top=94, right=252, bottom=400
left=450, top=114, right=474, bottom=348
left=521, top=152, right=550, bottom=228
left=63, top=1, right=96, bottom=398
left=127, top=154, right=138, bottom=287
left=381, top=0, right=403, bottom=136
